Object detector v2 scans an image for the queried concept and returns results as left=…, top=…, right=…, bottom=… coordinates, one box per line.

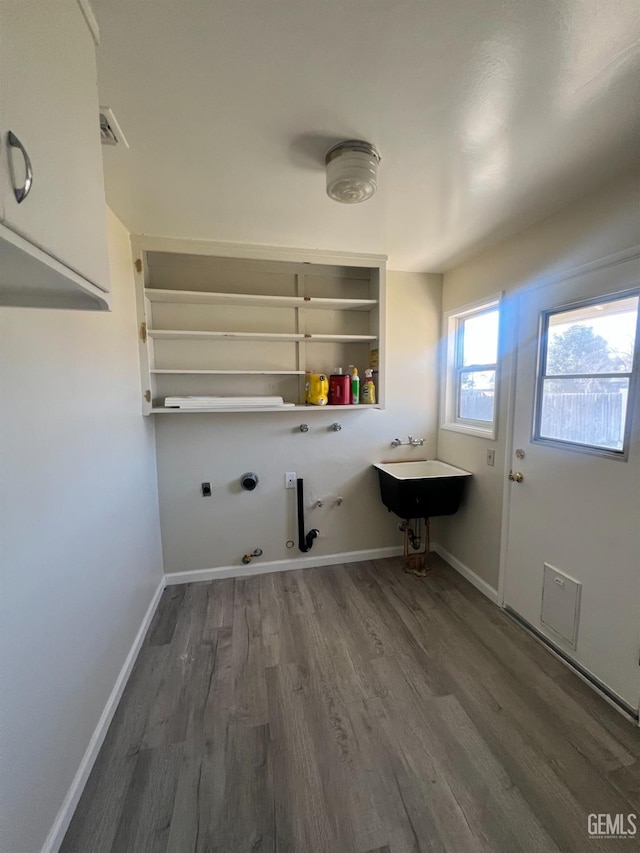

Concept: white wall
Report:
left=155, top=271, right=442, bottom=574
left=0, top=210, right=164, bottom=853
left=435, top=170, right=640, bottom=589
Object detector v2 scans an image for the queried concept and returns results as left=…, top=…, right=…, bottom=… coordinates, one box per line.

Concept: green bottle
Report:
left=349, top=365, right=360, bottom=404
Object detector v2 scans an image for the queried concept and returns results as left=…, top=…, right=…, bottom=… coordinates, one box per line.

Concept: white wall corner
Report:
left=41, top=577, right=165, bottom=853
left=76, top=0, right=100, bottom=46
left=431, top=542, right=499, bottom=604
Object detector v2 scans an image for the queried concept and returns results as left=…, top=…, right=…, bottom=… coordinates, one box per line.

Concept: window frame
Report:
left=441, top=294, right=502, bottom=440
left=532, top=288, right=640, bottom=460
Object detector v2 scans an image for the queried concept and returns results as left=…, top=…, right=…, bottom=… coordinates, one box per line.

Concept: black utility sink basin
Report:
left=373, top=460, right=472, bottom=520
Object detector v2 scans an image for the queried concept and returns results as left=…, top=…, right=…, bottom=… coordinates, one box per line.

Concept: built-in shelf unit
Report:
left=132, top=237, right=386, bottom=414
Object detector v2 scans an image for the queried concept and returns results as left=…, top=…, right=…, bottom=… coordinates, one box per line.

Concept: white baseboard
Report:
left=431, top=542, right=499, bottom=604
left=164, top=545, right=404, bottom=585
left=42, top=577, right=165, bottom=853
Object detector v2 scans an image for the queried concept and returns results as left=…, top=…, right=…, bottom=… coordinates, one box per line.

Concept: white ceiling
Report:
left=93, top=0, right=640, bottom=271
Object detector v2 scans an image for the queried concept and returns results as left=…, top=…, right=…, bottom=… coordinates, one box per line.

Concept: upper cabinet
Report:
left=0, top=0, right=110, bottom=309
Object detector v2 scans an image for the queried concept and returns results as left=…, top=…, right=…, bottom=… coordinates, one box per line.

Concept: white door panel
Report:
left=504, top=256, right=640, bottom=711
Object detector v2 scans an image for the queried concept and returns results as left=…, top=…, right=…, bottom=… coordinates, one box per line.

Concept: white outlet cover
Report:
left=285, top=472, right=297, bottom=488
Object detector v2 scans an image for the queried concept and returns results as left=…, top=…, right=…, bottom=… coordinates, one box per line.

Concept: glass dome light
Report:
left=325, top=140, right=381, bottom=204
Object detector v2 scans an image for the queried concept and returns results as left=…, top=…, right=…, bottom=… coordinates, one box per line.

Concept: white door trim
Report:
left=497, top=292, right=520, bottom=606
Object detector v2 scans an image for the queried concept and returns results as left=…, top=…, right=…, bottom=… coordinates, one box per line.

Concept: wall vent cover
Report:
left=99, top=107, right=129, bottom=148
left=541, top=563, right=582, bottom=649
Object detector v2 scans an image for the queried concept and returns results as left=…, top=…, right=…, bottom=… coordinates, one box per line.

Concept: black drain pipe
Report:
left=297, top=478, right=319, bottom=552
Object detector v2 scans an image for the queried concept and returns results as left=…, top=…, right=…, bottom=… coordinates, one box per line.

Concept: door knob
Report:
left=508, top=470, right=524, bottom=483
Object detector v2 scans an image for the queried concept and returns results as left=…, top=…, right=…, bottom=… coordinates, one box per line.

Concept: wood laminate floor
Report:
left=61, top=556, right=640, bottom=853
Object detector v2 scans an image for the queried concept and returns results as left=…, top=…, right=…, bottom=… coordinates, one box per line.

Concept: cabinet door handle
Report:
left=7, top=131, right=33, bottom=203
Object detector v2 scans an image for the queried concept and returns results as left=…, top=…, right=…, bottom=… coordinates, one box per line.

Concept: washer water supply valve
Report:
left=315, top=497, right=343, bottom=508
left=242, top=548, right=263, bottom=565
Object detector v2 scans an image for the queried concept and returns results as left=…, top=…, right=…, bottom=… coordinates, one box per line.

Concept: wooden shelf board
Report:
left=148, top=329, right=377, bottom=343
left=305, top=334, right=377, bottom=342
left=145, top=288, right=377, bottom=311
left=150, top=404, right=381, bottom=414
left=150, top=369, right=305, bottom=375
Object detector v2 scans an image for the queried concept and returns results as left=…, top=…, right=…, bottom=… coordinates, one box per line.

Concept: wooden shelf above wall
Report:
left=145, top=288, right=378, bottom=311
left=150, top=404, right=382, bottom=414
left=150, top=369, right=305, bottom=375
left=132, top=236, right=386, bottom=415
left=148, top=329, right=377, bottom=343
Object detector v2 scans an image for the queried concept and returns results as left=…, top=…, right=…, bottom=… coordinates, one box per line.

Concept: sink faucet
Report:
left=390, top=435, right=425, bottom=447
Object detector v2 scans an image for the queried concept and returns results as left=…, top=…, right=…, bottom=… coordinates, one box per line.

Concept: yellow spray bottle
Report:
left=361, top=368, right=376, bottom=404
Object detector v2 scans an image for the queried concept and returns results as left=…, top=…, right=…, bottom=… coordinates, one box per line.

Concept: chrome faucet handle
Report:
left=390, top=438, right=402, bottom=447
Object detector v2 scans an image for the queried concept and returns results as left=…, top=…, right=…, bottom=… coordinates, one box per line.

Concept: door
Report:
left=0, top=0, right=109, bottom=291
left=503, top=255, right=640, bottom=712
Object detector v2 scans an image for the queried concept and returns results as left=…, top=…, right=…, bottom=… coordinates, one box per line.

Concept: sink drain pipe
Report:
left=297, top=478, right=319, bottom=552
left=401, top=517, right=430, bottom=576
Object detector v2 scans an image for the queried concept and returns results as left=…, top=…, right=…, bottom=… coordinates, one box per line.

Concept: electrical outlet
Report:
left=486, top=449, right=495, bottom=467
left=285, top=472, right=297, bottom=489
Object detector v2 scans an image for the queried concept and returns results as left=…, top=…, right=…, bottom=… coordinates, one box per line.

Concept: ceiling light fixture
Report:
left=325, top=140, right=381, bottom=204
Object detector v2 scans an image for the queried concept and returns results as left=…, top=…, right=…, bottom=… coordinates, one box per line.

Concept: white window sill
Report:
left=440, top=421, right=497, bottom=440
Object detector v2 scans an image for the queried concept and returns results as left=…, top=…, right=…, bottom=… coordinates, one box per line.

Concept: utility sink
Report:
left=373, top=460, right=472, bottom=520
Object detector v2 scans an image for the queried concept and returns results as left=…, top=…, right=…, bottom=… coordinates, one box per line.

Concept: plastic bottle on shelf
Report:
left=305, top=371, right=329, bottom=406
left=349, top=365, right=360, bottom=404
left=329, top=367, right=351, bottom=405
left=361, top=368, right=376, bottom=404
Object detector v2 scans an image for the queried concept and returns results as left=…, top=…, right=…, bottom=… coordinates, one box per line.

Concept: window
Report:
left=442, top=295, right=501, bottom=438
left=534, top=292, right=639, bottom=456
